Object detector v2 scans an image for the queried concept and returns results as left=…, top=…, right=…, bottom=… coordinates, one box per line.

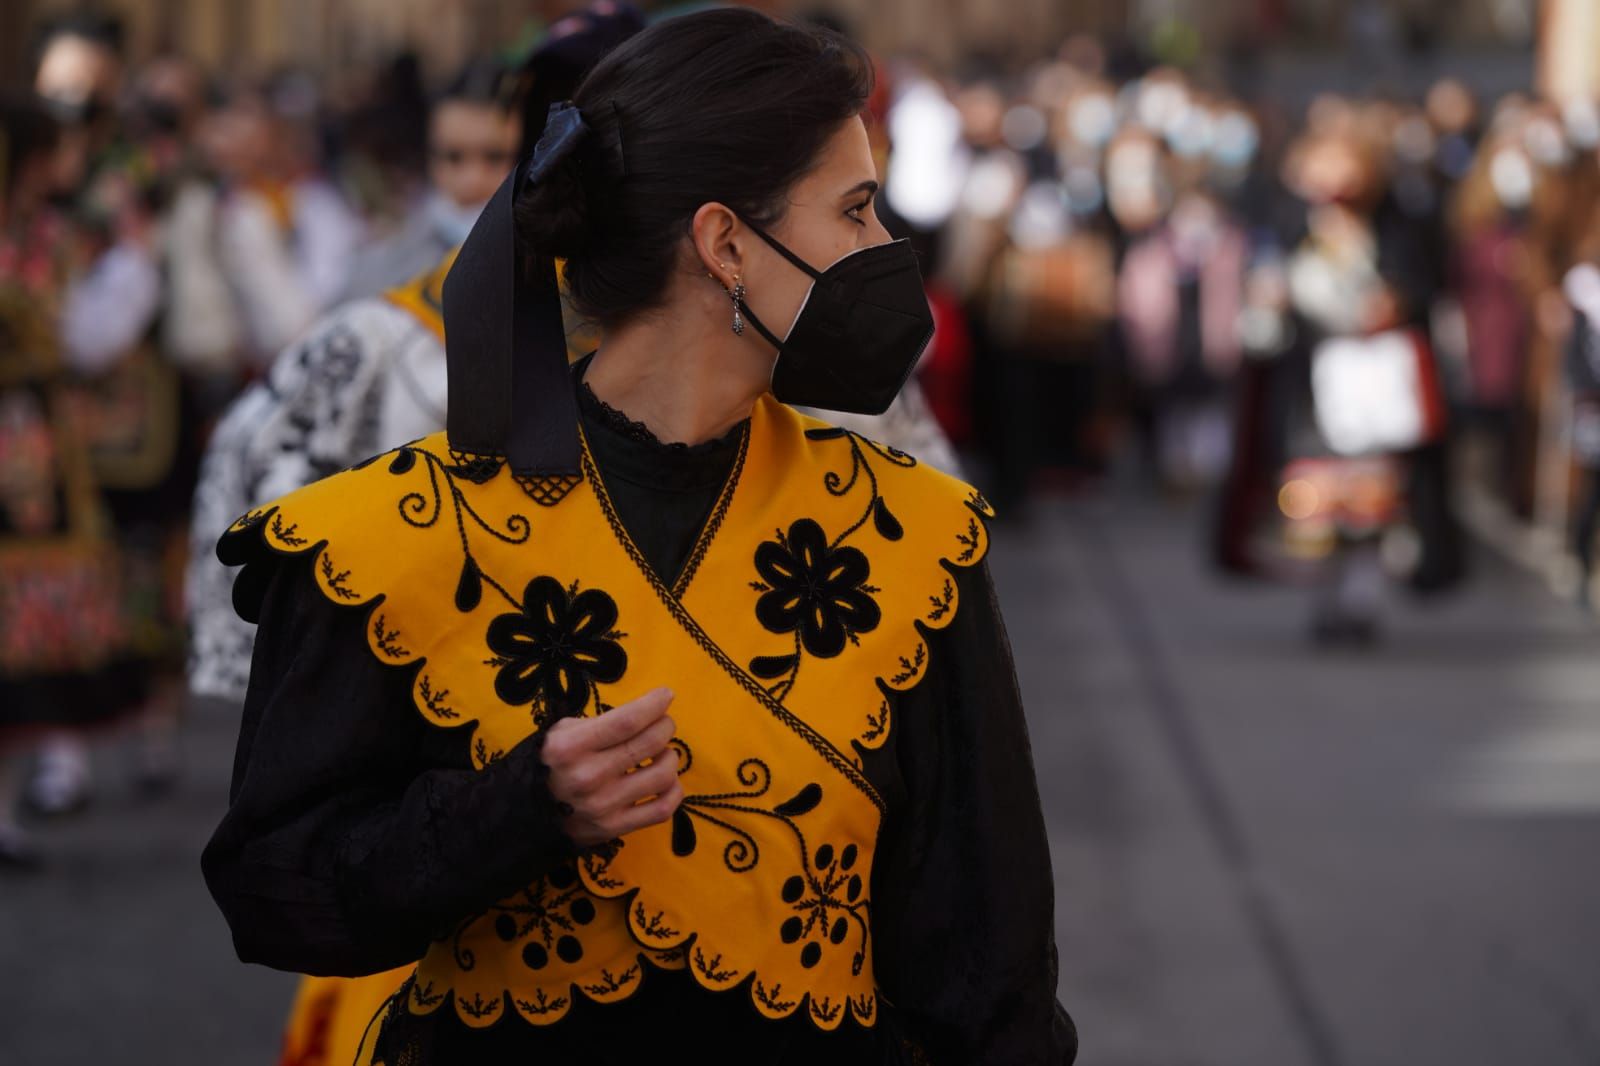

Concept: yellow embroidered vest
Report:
left=224, top=395, right=993, bottom=1032
left=382, top=252, right=453, bottom=344
left=385, top=252, right=600, bottom=363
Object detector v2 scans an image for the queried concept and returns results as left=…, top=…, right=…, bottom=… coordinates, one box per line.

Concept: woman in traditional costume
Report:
left=0, top=95, right=138, bottom=865
left=204, top=11, right=1074, bottom=1064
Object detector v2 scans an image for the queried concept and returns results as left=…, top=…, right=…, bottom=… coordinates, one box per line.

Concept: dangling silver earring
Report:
left=729, top=277, right=747, bottom=336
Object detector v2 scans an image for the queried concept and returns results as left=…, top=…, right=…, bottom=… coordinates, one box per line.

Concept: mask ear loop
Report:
left=721, top=274, right=786, bottom=352
left=738, top=217, right=825, bottom=280
left=722, top=216, right=824, bottom=352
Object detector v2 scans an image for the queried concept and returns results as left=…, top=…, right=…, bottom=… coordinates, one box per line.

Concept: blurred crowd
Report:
left=881, top=39, right=1600, bottom=637
left=0, top=10, right=529, bottom=865
left=4, top=5, right=1600, bottom=865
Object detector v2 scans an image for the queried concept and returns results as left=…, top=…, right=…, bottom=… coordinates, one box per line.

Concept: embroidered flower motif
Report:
left=490, top=864, right=596, bottom=972
left=778, top=841, right=868, bottom=974
left=486, top=576, right=626, bottom=719
left=752, top=519, right=881, bottom=658
left=448, top=863, right=599, bottom=987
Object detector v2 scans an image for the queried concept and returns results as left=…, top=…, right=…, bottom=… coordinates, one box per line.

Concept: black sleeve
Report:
left=871, top=561, right=1078, bottom=1065
left=201, top=552, right=578, bottom=977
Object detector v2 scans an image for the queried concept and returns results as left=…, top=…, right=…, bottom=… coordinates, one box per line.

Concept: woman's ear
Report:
left=691, top=201, right=744, bottom=289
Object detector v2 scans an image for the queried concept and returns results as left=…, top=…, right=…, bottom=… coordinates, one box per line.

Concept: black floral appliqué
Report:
left=752, top=519, right=881, bottom=659
left=486, top=576, right=626, bottom=720
left=442, top=862, right=598, bottom=1003
left=778, top=840, right=869, bottom=976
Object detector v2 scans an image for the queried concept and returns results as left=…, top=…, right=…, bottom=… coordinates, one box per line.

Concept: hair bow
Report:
left=525, top=102, right=589, bottom=186
left=442, top=104, right=589, bottom=479
left=441, top=14, right=642, bottom=482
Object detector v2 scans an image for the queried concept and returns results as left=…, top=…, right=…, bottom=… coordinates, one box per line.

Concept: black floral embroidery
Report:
left=753, top=979, right=798, bottom=1013
left=889, top=643, right=926, bottom=685
left=386, top=443, right=532, bottom=612
left=746, top=427, right=915, bottom=702
left=458, top=992, right=501, bottom=1020
left=419, top=675, right=458, bottom=720
left=693, top=947, right=739, bottom=983
left=851, top=992, right=876, bottom=1023
left=473, top=737, right=505, bottom=766
left=665, top=758, right=824, bottom=875
left=581, top=965, right=640, bottom=996
left=811, top=996, right=843, bottom=1025
left=372, top=614, right=409, bottom=659
left=485, top=577, right=627, bottom=721
left=752, top=519, right=882, bottom=660
left=271, top=512, right=307, bottom=548
left=860, top=698, right=889, bottom=745
left=515, top=988, right=569, bottom=1017
left=956, top=517, right=982, bottom=564
left=318, top=553, right=360, bottom=600
left=580, top=848, right=624, bottom=892
left=633, top=903, right=680, bottom=941
left=804, top=426, right=916, bottom=545
left=778, top=840, right=869, bottom=977
left=462, top=863, right=598, bottom=977
left=580, top=447, right=885, bottom=815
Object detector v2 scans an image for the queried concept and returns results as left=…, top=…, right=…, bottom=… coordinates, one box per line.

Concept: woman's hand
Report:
left=541, top=688, right=683, bottom=850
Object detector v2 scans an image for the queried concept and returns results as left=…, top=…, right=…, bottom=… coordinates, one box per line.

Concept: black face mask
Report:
left=737, top=222, right=935, bottom=416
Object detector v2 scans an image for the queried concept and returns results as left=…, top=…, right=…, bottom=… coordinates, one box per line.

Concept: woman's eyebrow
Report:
left=842, top=179, right=880, bottom=200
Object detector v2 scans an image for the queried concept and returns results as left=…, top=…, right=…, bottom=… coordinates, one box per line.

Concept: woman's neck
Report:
left=584, top=308, right=771, bottom=446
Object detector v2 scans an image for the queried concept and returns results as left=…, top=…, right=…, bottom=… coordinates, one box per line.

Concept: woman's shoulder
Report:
left=776, top=398, right=986, bottom=513
left=217, top=433, right=454, bottom=580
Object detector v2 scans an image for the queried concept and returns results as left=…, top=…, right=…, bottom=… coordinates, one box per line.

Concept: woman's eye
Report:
left=846, top=201, right=871, bottom=225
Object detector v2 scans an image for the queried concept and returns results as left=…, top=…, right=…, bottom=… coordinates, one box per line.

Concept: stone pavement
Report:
left=998, top=495, right=1600, bottom=1066
left=5, top=491, right=1600, bottom=1065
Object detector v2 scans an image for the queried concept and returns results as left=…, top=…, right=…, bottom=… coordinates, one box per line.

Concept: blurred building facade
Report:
left=0, top=0, right=1556, bottom=88
left=3, top=0, right=559, bottom=91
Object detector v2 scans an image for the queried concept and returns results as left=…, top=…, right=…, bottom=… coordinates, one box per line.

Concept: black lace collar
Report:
left=578, top=381, right=748, bottom=456
left=572, top=356, right=747, bottom=492
left=572, top=354, right=749, bottom=456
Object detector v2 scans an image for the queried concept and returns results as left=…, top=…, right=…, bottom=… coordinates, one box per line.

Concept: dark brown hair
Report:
left=514, top=8, right=873, bottom=328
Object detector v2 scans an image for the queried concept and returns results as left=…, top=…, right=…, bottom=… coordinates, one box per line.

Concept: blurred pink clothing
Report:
left=1118, top=220, right=1248, bottom=387
left=1455, top=225, right=1528, bottom=410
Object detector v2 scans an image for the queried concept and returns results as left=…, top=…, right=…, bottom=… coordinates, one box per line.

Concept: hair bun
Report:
left=514, top=149, right=592, bottom=260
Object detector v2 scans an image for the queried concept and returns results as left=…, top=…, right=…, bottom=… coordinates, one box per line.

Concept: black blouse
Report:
left=202, top=384, right=1076, bottom=1065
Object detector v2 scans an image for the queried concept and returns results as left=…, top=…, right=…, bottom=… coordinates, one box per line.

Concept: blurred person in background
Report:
left=1117, top=177, right=1249, bottom=492
left=199, top=74, right=363, bottom=369
left=185, top=4, right=643, bottom=731
left=1275, top=106, right=1452, bottom=643
left=202, top=10, right=1073, bottom=1064
left=27, top=11, right=200, bottom=812
left=1516, top=98, right=1600, bottom=521
left=0, top=95, right=142, bottom=867
left=1557, top=129, right=1600, bottom=609
left=1444, top=114, right=1541, bottom=507
left=1561, top=259, right=1600, bottom=608
left=336, top=52, right=432, bottom=230
left=342, top=58, right=520, bottom=301
left=1426, top=78, right=1483, bottom=189
left=944, top=66, right=1116, bottom=511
